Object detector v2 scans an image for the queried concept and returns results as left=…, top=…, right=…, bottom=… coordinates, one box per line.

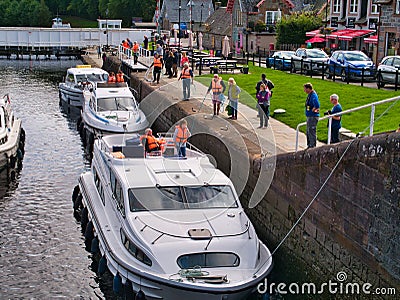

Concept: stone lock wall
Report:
left=128, top=68, right=400, bottom=294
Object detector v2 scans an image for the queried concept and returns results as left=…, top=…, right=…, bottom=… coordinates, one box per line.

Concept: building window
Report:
left=333, top=0, right=341, bottom=13
left=371, top=3, right=378, bottom=13
left=350, top=0, right=358, bottom=13
left=265, top=11, right=281, bottom=25
left=396, top=0, right=400, bottom=14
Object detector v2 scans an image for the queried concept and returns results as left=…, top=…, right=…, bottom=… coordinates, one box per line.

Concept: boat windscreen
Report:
left=129, top=185, right=237, bottom=211
left=97, top=97, right=138, bottom=112
left=76, top=73, right=107, bottom=83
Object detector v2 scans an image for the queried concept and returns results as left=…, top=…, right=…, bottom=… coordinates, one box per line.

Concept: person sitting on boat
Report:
left=173, top=119, right=191, bottom=157
left=108, top=72, right=116, bottom=83
left=140, top=128, right=161, bottom=154
left=116, top=70, right=124, bottom=83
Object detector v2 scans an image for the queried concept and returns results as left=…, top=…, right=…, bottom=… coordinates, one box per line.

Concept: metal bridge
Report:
left=0, top=27, right=151, bottom=49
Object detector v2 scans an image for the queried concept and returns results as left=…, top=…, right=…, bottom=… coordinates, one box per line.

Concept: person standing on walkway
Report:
left=173, top=119, right=191, bottom=157
left=172, top=48, right=178, bottom=77
left=180, top=51, right=189, bottom=68
left=256, top=83, right=271, bottom=128
left=178, top=63, right=193, bottom=100
left=143, top=35, right=149, bottom=50
left=207, top=74, right=226, bottom=116
left=326, top=94, right=342, bottom=143
left=165, top=51, right=174, bottom=78
left=150, top=53, right=163, bottom=84
left=255, top=73, right=274, bottom=115
left=227, top=78, right=241, bottom=120
left=97, top=46, right=101, bottom=59
left=304, top=83, right=320, bottom=148
left=132, top=41, right=139, bottom=65
left=155, top=44, right=163, bottom=57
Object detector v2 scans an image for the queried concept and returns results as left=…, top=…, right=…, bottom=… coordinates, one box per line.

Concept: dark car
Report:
left=327, top=50, right=375, bottom=81
left=268, top=51, right=295, bottom=70
left=376, top=55, right=400, bottom=88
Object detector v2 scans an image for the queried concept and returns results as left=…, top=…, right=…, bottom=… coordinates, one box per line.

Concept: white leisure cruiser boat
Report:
left=81, top=82, right=148, bottom=134
left=73, top=133, right=273, bottom=300
left=59, top=65, right=109, bottom=107
left=0, top=94, right=25, bottom=171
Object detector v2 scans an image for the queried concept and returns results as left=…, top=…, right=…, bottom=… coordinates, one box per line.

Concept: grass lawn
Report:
left=61, top=16, right=98, bottom=28
left=196, top=63, right=400, bottom=142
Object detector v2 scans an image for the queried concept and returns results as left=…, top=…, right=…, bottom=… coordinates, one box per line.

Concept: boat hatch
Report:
left=188, top=228, right=212, bottom=240
left=153, top=169, right=195, bottom=176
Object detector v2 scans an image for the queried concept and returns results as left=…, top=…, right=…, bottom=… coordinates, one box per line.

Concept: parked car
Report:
left=376, top=55, right=400, bottom=88
left=327, top=50, right=375, bottom=82
left=268, top=51, right=295, bottom=70
left=291, top=48, right=329, bottom=74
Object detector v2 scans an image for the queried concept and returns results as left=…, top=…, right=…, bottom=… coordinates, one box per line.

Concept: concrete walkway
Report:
left=83, top=48, right=323, bottom=153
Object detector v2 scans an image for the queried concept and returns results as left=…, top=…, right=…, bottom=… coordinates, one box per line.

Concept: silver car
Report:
left=376, top=56, right=400, bottom=88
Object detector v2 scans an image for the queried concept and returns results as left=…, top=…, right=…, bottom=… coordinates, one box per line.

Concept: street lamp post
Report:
left=189, top=0, right=193, bottom=33
left=106, top=9, right=109, bottom=49
left=178, top=0, right=181, bottom=52
left=200, top=3, right=204, bottom=27
left=325, top=0, right=328, bottom=49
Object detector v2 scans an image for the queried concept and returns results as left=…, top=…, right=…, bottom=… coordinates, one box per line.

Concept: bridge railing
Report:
left=118, top=45, right=153, bottom=66
left=295, top=95, right=400, bottom=152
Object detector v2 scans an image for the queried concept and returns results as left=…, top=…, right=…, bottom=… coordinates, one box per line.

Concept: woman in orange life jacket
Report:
left=116, top=70, right=124, bottom=83
left=173, top=119, right=191, bottom=157
left=140, top=128, right=161, bottom=153
left=132, top=41, right=139, bottom=65
left=207, top=74, right=226, bottom=115
left=150, top=53, right=163, bottom=84
left=108, top=72, right=116, bottom=83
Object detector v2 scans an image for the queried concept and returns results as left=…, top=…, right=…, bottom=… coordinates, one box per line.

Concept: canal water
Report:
left=0, top=59, right=312, bottom=300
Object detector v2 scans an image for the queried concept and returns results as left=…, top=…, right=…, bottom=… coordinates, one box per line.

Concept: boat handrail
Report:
left=134, top=215, right=250, bottom=247
left=157, top=132, right=204, bottom=155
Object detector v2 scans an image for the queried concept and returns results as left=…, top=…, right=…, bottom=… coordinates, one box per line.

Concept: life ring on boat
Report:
left=81, top=206, right=89, bottom=232
left=84, top=220, right=94, bottom=252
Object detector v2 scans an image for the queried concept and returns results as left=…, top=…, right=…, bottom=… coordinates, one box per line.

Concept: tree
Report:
left=276, top=12, right=322, bottom=46
left=35, top=0, right=52, bottom=27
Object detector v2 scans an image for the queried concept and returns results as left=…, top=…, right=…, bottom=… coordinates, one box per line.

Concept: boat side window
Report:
left=93, top=167, right=105, bottom=205
left=67, top=74, right=75, bottom=83
left=110, top=171, right=125, bottom=217
left=128, top=187, right=185, bottom=211
left=120, top=230, right=152, bottom=266
left=177, top=252, right=240, bottom=269
left=184, top=185, right=238, bottom=209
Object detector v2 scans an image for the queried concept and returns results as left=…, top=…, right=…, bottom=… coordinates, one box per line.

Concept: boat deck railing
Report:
left=98, top=133, right=204, bottom=160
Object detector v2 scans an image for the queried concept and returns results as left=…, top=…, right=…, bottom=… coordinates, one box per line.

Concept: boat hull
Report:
left=78, top=173, right=271, bottom=300
left=59, top=83, right=84, bottom=107
left=0, top=119, right=23, bottom=171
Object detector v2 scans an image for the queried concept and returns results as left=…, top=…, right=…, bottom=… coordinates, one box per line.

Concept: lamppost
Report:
left=325, top=0, right=329, bottom=49
left=188, top=0, right=193, bottom=33
left=106, top=9, right=109, bottom=49
left=178, top=0, right=181, bottom=52
left=200, top=3, right=204, bottom=27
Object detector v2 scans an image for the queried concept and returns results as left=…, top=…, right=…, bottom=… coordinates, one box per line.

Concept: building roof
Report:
left=161, top=0, right=214, bottom=23
left=203, top=7, right=232, bottom=36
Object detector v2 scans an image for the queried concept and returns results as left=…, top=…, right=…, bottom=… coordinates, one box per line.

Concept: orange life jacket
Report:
left=108, top=75, right=116, bottom=83
left=116, top=73, right=124, bottom=82
left=122, top=42, right=129, bottom=49
left=181, top=68, right=192, bottom=79
left=132, top=44, right=139, bottom=53
left=212, top=79, right=222, bottom=93
left=175, top=126, right=189, bottom=144
left=153, top=57, right=162, bottom=68
left=143, top=135, right=160, bottom=151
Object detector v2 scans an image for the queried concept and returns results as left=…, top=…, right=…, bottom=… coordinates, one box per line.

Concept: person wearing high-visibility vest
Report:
left=150, top=53, right=163, bottom=84
left=140, top=128, right=161, bottom=154
left=132, top=41, right=139, bottom=65
left=207, top=74, right=226, bottom=115
left=108, top=72, right=116, bottom=83
left=173, top=119, right=191, bottom=157
left=178, top=63, right=194, bottom=101
left=116, top=70, right=124, bottom=83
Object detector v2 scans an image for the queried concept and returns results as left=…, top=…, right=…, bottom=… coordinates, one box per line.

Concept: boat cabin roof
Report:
left=67, top=67, right=108, bottom=76
left=98, top=134, right=229, bottom=188
left=93, top=82, right=133, bottom=98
